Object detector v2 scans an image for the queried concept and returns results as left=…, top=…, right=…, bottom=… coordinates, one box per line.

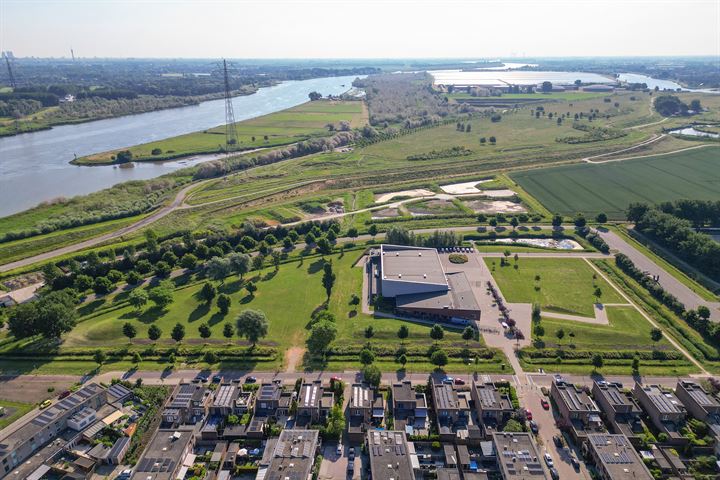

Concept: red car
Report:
left=454, top=378, right=466, bottom=386
left=58, top=390, right=71, bottom=399
left=541, top=399, right=550, bottom=410
left=330, top=376, right=342, bottom=384
left=525, top=409, right=533, bottom=420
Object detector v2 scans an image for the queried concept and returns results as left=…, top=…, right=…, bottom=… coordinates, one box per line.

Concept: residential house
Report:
left=348, top=383, right=385, bottom=443
left=366, top=430, right=417, bottom=480
left=592, top=382, right=644, bottom=445
left=551, top=379, right=603, bottom=441
left=432, top=380, right=472, bottom=442
left=491, top=432, right=547, bottom=479
left=471, top=381, right=513, bottom=435
left=674, top=380, right=720, bottom=455
left=583, top=434, right=653, bottom=480
left=161, top=383, right=211, bottom=427
left=259, top=429, right=319, bottom=480
left=633, top=383, right=687, bottom=445
left=297, top=381, right=334, bottom=425
left=391, top=381, right=429, bottom=436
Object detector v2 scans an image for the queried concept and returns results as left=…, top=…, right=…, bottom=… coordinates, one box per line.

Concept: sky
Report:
left=1, top=0, right=719, bottom=59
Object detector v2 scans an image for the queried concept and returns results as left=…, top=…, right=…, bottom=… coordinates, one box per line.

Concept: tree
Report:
left=283, top=237, right=294, bottom=249
left=153, top=261, right=171, bottom=277
left=399, top=353, right=407, bottom=367
left=316, top=237, right=332, bottom=256
left=398, top=325, right=409, bottom=343
left=650, top=328, right=663, bottom=342
left=93, top=350, right=107, bottom=366
left=322, top=261, right=336, bottom=300
left=489, top=136, right=496, bottom=144
left=359, top=348, right=375, bottom=365
left=556, top=328, right=565, bottom=340
left=148, top=324, right=162, bottom=341
left=531, top=303, right=541, bottom=322
left=368, top=224, right=378, bottom=238
left=198, top=323, right=211, bottom=339
left=171, top=323, right=185, bottom=342
left=206, top=257, right=232, bottom=283
left=541, top=81, right=553, bottom=93
left=632, top=356, right=640, bottom=373
left=74, top=274, right=93, bottom=291
left=223, top=322, right=234, bottom=340
left=132, top=351, right=142, bottom=365
left=503, top=419, right=524, bottom=432
left=364, top=325, right=374, bottom=339
left=307, top=319, right=337, bottom=355
left=593, top=287, right=603, bottom=303
left=552, top=214, right=563, bottom=227
left=596, top=212, right=608, bottom=223
left=42, top=263, right=63, bottom=285
left=129, top=288, right=149, bottom=311
left=431, top=349, right=448, bottom=367
left=149, top=284, right=173, bottom=309
left=510, top=217, right=519, bottom=230
left=199, top=282, right=217, bottom=304
left=180, top=253, right=198, bottom=270
left=462, top=326, right=474, bottom=344
left=204, top=351, right=218, bottom=364
left=246, top=281, right=257, bottom=296
left=217, top=294, right=231, bottom=314
left=122, top=322, right=137, bottom=340
left=7, top=291, right=78, bottom=340
left=430, top=324, right=444, bottom=342
left=574, top=213, right=587, bottom=228
left=697, top=306, right=711, bottom=322
left=592, top=353, right=604, bottom=370
left=236, top=309, right=269, bottom=346
left=362, top=365, right=382, bottom=388
left=93, top=276, right=113, bottom=295
left=690, top=99, right=702, bottom=111
left=126, top=270, right=143, bottom=285
left=308, top=91, right=322, bottom=101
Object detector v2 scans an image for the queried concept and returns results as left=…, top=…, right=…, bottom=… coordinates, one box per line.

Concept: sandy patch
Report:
left=284, top=347, right=306, bottom=373
left=464, top=200, right=526, bottom=213
left=375, top=189, right=434, bottom=203
left=479, top=189, right=516, bottom=198
left=439, top=180, right=491, bottom=194
left=407, top=199, right=460, bottom=215
left=371, top=208, right=401, bottom=219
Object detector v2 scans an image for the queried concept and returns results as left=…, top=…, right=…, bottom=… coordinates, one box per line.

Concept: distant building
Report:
left=633, top=383, right=687, bottom=444
left=366, top=430, right=418, bottom=480
left=391, top=381, right=429, bottom=436
left=583, top=434, right=653, bottom=480
left=471, top=381, right=514, bottom=435
left=260, top=429, right=319, bottom=480
left=582, top=84, right=615, bottom=92
left=491, top=432, right=547, bottom=479
left=592, top=382, right=644, bottom=445
left=348, top=383, right=385, bottom=443
left=373, top=244, right=480, bottom=322
left=551, top=379, right=603, bottom=441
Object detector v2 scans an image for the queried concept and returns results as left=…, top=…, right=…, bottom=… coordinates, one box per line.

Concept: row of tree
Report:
left=384, top=226, right=462, bottom=248
left=632, top=199, right=720, bottom=228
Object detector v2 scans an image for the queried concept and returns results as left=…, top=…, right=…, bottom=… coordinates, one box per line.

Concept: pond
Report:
left=668, top=126, right=719, bottom=139
left=488, top=238, right=583, bottom=250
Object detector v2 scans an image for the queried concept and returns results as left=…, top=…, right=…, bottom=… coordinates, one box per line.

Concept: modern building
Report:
left=632, top=383, right=687, bottom=444
left=130, top=427, right=196, bottom=480
left=471, top=381, right=514, bottom=435
left=254, top=383, right=294, bottom=418
left=348, top=383, right=385, bottom=443
left=592, top=382, right=644, bottom=445
left=391, top=381, right=429, bottom=436
left=0, top=383, right=108, bottom=478
left=583, top=434, right=653, bottom=480
left=161, top=383, right=211, bottom=426
left=674, top=380, right=720, bottom=454
left=210, top=383, right=241, bottom=417
left=551, top=379, right=603, bottom=441
left=491, top=432, right=547, bottom=479
left=431, top=380, right=472, bottom=442
left=296, top=381, right=334, bottom=425
left=374, top=244, right=481, bottom=322
left=366, top=430, right=417, bottom=480
left=260, top=429, right=319, bottom=480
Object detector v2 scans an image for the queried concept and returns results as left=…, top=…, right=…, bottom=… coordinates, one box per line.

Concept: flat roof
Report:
left=677, top=381, right=720, bottom=409
left=593, top=383, right=640, bottom=410
left=392, top=381, right=416, bottom=403
left=636, top=384, right=685, bottom=414
left=169, top=383, right=205, bottom=409
left=299, top=382, right=323, bottom=409
left=433, top=381, right=467, bottom=411
left=380, top=244, right=447, bottom=286
left=491, top=432, right=547, bottom=479
left=131, top=428, right=195, bottom=480
left=396, top=272, right=479, bottom=312
left=554, top=381, right=599, bottom=413
left=586, top=434, right=653, bottom=480
left=367, top=430, right=415, bottom=480
left=265, top=429, right=319, bottom=480
left=351, top=384, right=373, bottom=409
left=213, top=384, right=239, bottom=408
left=473, top=382, right=513, bottom=411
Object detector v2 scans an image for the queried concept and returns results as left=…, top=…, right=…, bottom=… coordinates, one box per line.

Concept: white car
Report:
left=336, top=444, right=343, bottom=456
left=544, top=453, right=554, bottom=467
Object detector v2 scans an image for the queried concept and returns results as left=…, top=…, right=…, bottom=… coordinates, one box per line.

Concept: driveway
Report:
left=596, top=228, right=720, bottom=320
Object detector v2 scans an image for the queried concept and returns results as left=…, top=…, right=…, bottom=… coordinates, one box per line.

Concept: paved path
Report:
left=596, top=229, right=720, bottom=321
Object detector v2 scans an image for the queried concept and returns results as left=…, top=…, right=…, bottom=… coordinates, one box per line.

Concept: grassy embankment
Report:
left=73, top=100, right=367, bottom=165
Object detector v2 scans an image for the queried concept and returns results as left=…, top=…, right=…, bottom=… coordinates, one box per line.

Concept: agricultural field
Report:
left=520, top=306, right=696, bottom=375
left=75, top=100, right=367, bottom=164
left=511, top=146, right=720, bottom=219
left=485, top=257, right=625, bottom=317
left=0, top=251, right=508, bottom=374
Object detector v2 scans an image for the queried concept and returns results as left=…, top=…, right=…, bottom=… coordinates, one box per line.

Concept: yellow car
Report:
left=39, top=400, right=52, bottom=409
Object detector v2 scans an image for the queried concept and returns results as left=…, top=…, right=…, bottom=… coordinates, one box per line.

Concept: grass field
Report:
left=0, top=400, right=33, bottom=430
left=3, top=251, right=507, bottom=373
left=75, top=100, right=367, bottom=164
left=511, top=146, right=720, bottom=219
left=485, top=257, right=625, bottom=317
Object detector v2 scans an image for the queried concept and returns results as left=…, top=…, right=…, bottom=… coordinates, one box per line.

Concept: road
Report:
left=596, top=228, right=720, bottom=321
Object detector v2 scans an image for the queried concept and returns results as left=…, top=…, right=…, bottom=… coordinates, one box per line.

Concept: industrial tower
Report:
left=2, top=52, right=16, bottom=89
left=222, top=59, right=239, bottom=150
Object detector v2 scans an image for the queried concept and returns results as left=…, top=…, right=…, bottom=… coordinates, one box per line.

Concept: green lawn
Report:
left=485, top=257, right=625, bottom=317
left=511, top=146, right=720, bottom=219
left=0, top=400, right=33, bottom=430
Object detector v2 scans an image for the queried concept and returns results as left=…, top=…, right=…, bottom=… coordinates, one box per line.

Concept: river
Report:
left=0, top=75, right=359, bottom=218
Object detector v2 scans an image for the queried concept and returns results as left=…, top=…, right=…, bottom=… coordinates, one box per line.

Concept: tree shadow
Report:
left=348, top=310, right=357, bottom=318
left=239, top=294, right=254, bottom=304
left=220, top=279, right=244, bottom=295
left=208, top=311, right=227, bottom=326
left=78, top=299, right=106, bottom=316
left=113, top=291, right=131, bottom=304
left=188, top=303, right=210, bottom=323
left=173, top=272, right=193, bottom=287
left=262, top=270, right=278, bottom=282
left=136, top=307, right=166, bottom=324
left=307, top=259, right=326, bottom=274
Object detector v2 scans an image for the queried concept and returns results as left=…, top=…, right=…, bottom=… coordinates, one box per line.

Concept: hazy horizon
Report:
left=2, top=0, right=719, bottom=59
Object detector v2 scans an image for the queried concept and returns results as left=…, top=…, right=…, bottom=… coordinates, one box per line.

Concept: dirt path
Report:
left=284, top=347, right=306, bottom=373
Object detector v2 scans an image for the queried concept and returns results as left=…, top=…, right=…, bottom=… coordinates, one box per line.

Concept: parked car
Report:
left=553, top=435, right=564, bottom=448
left=571, top=457, right=580, bottom=470
left=544, top=453, right=554, bottom=467
left=336, top=444, right=343, bottom=456
left=58, top=390, right=71, bottom=399
left=454, top=378, right=466, bottom=385
left=195, top=374, right=209, bottom=383
left=442, top=376, right=454, bottom=385
left=331, top=376, right=342, bottom=383
left=529, top=420, right=538, bottom=434
left=549, top=467, right=560, bottom=480
left=525, top=409, right=532, bottom=420
left=541, top=399, right=550, bottom=410
left=348, top=447, right=355, bottom=461
left=212, top=375, right=222, bottom=383
left=39, top=400, right=52, bottom=409
left=245, top=376, right=257, bottom=383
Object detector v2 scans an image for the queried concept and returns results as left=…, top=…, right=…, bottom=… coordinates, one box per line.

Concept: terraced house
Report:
left=550, top=379, right=603, bottom=441
left=632, top=383, right=688, bottom=445
left=592, top=382, right=645, bottom=446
